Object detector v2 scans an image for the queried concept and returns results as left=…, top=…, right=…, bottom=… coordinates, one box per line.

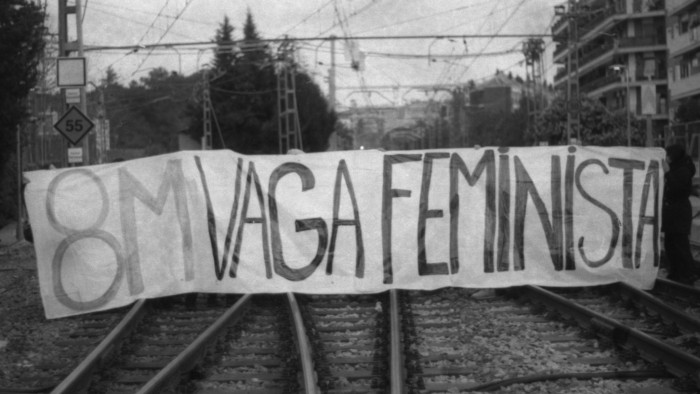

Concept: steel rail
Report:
left=137, top=295, right=252, bottom=393
left=653, top=277, right=700, bottom=299
left=389, top=289, right=405, bottom=394
left=616, top=282, right=700, bottom=333
left=51, top=299, right=148, bottom=394
left=520, top=285, right=700, bottom=386
left=287, top=293, right=320, bottom=394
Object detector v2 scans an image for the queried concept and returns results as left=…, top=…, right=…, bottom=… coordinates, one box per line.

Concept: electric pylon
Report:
left=523, top=38, right=545, bottom=140
left=276, top=40, right=303, bottom=154
left=201, top=72, right=213, bottom=150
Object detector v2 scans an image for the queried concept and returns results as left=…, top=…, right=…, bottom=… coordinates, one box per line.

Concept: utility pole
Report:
left=16, top=125, right=25, bottom=242
left=91, top=82, right=108, bottom=162
left=523, top=38, right=545, bottom=141
left=277, top=40, right=303, bottom=153
left=555, top=0, right=582, bottom=145
left=329, top=35, right=337, bottom=110
left=449, top=88, right=466, bottom=147
left=201, top=71, right=213, bottom=150
left=58, top=0, right=89, bottom=164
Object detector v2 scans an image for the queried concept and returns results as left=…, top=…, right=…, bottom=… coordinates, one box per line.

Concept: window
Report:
left=681, top=60, right=690, bottom=79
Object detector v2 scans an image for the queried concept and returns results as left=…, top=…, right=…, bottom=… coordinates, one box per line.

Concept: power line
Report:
left=316, top=0, right=380, bottom=38
left=89, top=0, right=215, bottom=27
left=431, top=0, right=526, bottom=86
left=135, top=0, right=172, bottom=47
left=131, top=0, right=197, bottom=77
left=86, top=6, right=200, bottom=41
left=355, top=1, right=493, bottom=35
left=278, top=0, right=335, bottom=38
left=84, top=33, right=552, bottom=52
left=452, top=0, right=529, bottom=84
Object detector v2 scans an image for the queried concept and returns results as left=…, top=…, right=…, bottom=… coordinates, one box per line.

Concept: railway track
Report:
left=6, top=282, right=700, bottom=393
left=55, top=295, right=238, bottom=393
left=50, top=293, right=315, bottom=394
left=0, top=305, right=130, bottom=392
left=401, top=286, right=700, bottom=393
left=649, top=278, right=700, bottom=323
left=299, top=293, right=390, bottom=393
left=173, top=294, right=304, bottom=393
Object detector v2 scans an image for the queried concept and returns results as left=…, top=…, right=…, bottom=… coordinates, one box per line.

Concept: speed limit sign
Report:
left=54, top=106, right=94, bottom=145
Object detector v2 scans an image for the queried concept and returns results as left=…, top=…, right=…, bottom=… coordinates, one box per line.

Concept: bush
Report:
left=0, top=155, right=20, bottom=226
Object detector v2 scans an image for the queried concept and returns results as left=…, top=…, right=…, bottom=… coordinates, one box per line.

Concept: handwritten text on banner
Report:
left=24, top=147, right=664, bottom=318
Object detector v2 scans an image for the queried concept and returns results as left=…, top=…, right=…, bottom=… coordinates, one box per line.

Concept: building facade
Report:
left=667, top=0, right=700, bottom=111
left=552, top=0, right=668, bottom=145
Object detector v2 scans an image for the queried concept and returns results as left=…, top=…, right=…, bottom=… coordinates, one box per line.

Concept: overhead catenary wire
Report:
left=81, top=0, right=88, bottom=23
left=87, top=7, right=200, bottom=42
left=278, top=0, right=335, bottom=38
left=88, top=0, right=215, bottom=28
left=80, top=6, right=554, bottom=108
left=315, top=0, right=381, bottom=39
left=354, top=1, right=494, bottom=35
left=134, top=0, right=172, bottom=48
left=452, top=0, right=529, bottom=85
left=430, top=0, right=502, bottom=87
left=69, top=0, right=562, bottom=111
left=131, top=0, right=197, bottom=77
left=84, top=33, right=552, bottom=53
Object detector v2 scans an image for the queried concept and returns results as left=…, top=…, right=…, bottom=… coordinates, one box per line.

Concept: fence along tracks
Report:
left=39, top=283, right=700, bottom=393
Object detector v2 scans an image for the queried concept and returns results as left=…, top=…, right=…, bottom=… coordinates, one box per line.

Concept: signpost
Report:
left=641, top=83, right=656, bottom=147
left=54, top=106, right=94, bottom=146
left=56, top=57, right=86, bottom=87
left=67, top=147, right=83, bottom=164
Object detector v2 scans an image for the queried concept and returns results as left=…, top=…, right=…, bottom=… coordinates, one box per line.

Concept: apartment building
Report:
left=667, top=0, right=700, bottom=106
left=552, top=0, right=668, bottom=145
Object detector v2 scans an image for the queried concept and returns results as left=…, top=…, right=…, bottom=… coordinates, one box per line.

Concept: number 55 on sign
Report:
left=54, top=106, right=95, bottom=145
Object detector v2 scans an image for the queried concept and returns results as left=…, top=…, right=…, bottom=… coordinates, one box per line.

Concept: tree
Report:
left=102, top=66, right=120, bottom=87
left=296, top=70, right=337, bottom=152
left=212, top=16, right=236, bottom=72
left=675, top=98, right=700, bottom=124
left=531, top=94, right=643, bottom=146
left=468, top=98, right=528, bottom=147
left=101, top=67, right=197, bottom=155
left=185, top=11, right=335, bottom=154
left=0, top=1, right=45, bottom=222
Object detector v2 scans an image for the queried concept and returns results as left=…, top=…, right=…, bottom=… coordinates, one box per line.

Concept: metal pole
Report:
left=626, top=69, right=631, bottom=146
left=566, top=29, right=572, bottom=145
left=76, top=0, right=89, bottom=165
left=329, top=36, right=336, bottom=110
left=16, top=125, right=25, bottom=242
left=175, top=48, right=182, bottom=74
left=572, top=13, right=581, bottom=144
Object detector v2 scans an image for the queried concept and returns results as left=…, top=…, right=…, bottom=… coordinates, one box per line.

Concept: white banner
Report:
left=24, top=147, right=664, bottom=318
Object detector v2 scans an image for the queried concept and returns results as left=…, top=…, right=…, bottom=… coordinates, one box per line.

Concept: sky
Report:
left=44, top=0, right=564, bottom=109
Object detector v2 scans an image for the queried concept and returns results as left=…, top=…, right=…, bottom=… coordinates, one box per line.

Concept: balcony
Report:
left=669, top=26, right=700, bottom=56
left=553, top=17, right=567, bottom=34
left=618, top=35, right=666, bottom=48
left=635, top=0, right=665, bottom=13
left=668, top=0, right=697, bottom=17
left=581, top=74, right=621, bottom=93
left=579, top=41, right=616, bottom=67
left=578, top=7, right=621, bottom=36
left=554, top=67, right=569, bottom=83
left=554, top=44, right=565, bottom=60
left=670, top=71, right=700, bottom=100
